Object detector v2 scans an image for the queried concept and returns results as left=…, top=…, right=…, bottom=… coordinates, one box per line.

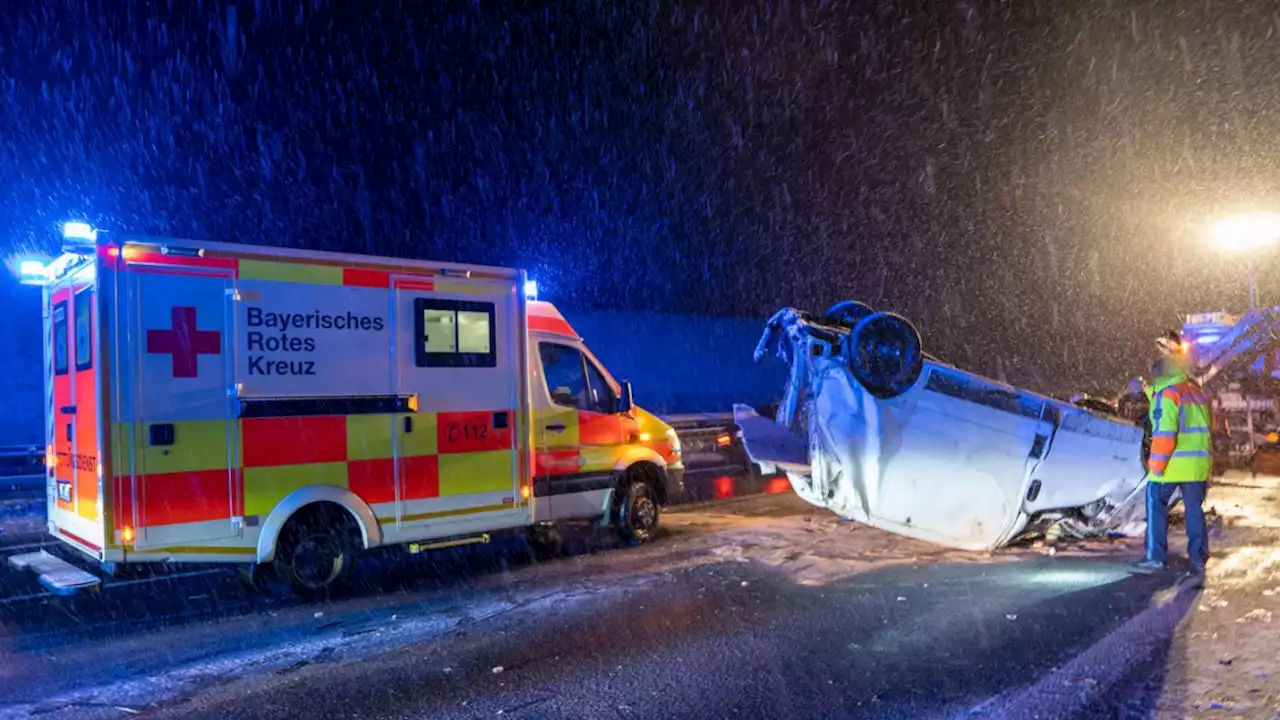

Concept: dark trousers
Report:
left=1145, top=480, right=1209, bottom=568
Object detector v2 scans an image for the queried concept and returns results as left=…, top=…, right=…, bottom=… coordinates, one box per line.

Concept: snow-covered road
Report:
left=0, top=494, right=1177, bottom=719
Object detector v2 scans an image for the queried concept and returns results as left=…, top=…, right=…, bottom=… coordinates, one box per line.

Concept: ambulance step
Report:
left=7, top=550, right=101, bottom=595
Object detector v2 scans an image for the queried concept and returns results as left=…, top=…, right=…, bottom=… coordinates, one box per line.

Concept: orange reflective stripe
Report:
left=1150, top=436, right=1177, bottom=456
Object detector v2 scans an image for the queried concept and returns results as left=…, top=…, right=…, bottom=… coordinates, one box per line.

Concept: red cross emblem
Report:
left=146, top=306, right=221, bottom=378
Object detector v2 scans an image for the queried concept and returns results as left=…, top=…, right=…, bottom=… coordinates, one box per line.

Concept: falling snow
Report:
left=1, top=2, right=1278, bottom=397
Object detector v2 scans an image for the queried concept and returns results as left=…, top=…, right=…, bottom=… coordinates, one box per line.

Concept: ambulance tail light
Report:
left=121, top=526, right=135, bottom=544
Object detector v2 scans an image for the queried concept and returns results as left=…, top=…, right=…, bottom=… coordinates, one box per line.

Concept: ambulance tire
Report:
left=615, top=475, right=660, bottom=546
left=846, top=312, right=923, bottom=399
left=275, top=503, right=360, bottom=599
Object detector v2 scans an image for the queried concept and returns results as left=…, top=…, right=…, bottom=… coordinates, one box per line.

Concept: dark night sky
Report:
left=3, top=0, right=1280, bottom=396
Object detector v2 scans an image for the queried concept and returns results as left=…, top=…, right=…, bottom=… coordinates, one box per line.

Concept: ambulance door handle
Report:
left=546, top=423, right=566, bottom=433
left=65, top=423, right=72, bottom=442
left=59, top=406, right=77, bottom=415
left=403, top=417, right=413, bottom=433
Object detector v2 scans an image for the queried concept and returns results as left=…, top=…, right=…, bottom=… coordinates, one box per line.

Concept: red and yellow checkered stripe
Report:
left=108, top=245, right=511, bottom=295
left=110, top=411, right=519, bottom=530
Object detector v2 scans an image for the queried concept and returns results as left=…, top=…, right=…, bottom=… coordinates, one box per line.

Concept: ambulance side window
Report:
left=414, top=298, right=496, bottom=368
left=539, top=343, right=588, bottom=409
left=53, top=301, right=68, bottom=376
left=74, top=288, right=93, bottom=371
left=584, top=359, right=618, bottom=415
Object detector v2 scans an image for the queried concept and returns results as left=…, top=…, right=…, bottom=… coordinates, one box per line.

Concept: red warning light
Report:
left=714, top=475, right=734, bottom=499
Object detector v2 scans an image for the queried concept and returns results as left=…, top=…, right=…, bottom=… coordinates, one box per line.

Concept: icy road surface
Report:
left=0, top=495, right=1177, bottom=719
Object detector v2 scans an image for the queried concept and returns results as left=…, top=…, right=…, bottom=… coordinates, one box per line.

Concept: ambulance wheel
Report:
left=846, top=312, right=923, bottom=399
left=615, top=477, right=660, bottom=546
left=824, top=300, right=875, bottom=328
left=276, top=504, right=360, bottom=598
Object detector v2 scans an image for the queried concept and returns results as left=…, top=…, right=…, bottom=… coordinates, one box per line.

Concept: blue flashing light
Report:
left=63, top=221, right=97, bottom=241
left=16, top=258, right=48, bottom=286
left=524, top=280, right=538, bottom=301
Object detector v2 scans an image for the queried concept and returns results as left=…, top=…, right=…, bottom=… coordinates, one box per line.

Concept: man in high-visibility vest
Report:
left=1134, top=352, right=1212, bottom=579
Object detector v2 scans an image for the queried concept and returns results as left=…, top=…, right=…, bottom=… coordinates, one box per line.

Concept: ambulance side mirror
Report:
left=618, top=380, right=634, bottom=415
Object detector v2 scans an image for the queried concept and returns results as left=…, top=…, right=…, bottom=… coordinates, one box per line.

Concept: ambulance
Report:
left=11, top=223, right=684, bottom=595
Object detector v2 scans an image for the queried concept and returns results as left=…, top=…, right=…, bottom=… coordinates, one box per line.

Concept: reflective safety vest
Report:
left=1147, top=376, right=1213, bottom=483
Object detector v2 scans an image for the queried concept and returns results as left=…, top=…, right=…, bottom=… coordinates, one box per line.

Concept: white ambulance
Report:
left=11, top=223, right=684, bottom=595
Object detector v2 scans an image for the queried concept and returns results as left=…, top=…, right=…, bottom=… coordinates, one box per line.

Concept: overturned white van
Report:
left=735, top=303, right=1150, bottom=551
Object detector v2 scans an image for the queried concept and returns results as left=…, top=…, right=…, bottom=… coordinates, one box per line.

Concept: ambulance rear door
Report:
left=117, top=255, right=240, bottom=549
left=46, top=258, right=106, bottom=555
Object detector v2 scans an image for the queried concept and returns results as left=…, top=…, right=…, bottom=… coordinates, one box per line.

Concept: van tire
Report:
left=615, top=476, right=660, bottom=546
left=846, top=312, right=924, bottom=399
left=275, top=503, right=360, bottom=599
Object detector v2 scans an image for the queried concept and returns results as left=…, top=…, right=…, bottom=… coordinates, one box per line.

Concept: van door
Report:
left=123, top=265, right=239, bottom=548
left=391, top=276, right=528, bottom=535
left=47, top=261, right=105, bottom=550
left=532, top=340, right=631, bottom=520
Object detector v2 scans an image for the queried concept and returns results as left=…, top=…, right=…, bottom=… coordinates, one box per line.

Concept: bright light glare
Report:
left=62, top=221, right=96, bottom=241
left=18, top=260, right=45, bottom=276
left=1212, top=212, right=1280, bottom=253
left=524, top=280, right=538, bottom=300
left=1015, top=566, right=1130, bottom=589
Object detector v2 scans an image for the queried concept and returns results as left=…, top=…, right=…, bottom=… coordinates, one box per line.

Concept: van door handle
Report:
left=545, top=423, right=566, bottom=433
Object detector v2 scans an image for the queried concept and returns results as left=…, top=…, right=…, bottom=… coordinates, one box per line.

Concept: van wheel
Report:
left=275, top=504, right=360, bottom=598
left=616, top=478, right=660, bottom=546
left=845, top=312, right=924, bottom=399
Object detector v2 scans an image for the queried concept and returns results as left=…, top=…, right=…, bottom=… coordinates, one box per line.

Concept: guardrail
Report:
left=1, top=446, right=42, bottom=476
left=1, top=445, right=45, bottom=500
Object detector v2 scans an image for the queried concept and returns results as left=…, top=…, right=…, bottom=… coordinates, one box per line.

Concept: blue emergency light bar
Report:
left=17, top=259, right=48, bottom=285
left=524, top=280, right=538, bottom=301
left=63, top=221, right=97, bottom=241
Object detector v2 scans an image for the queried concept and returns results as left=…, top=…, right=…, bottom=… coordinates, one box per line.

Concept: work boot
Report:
left=1182, top=566, right=1206, bottom=588
left=1131, top=559, right=1166, bottom=573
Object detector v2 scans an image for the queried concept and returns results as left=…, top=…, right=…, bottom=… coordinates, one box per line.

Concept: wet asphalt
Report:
left=0, top=495, right=1176, bottom=720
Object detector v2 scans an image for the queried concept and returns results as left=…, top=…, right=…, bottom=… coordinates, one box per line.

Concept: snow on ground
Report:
left=664, top=493, right=1145, bottom=589
left=1147, top=472, right=1280, bottom=718
left=1, top=492, right=1149, bottom=718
